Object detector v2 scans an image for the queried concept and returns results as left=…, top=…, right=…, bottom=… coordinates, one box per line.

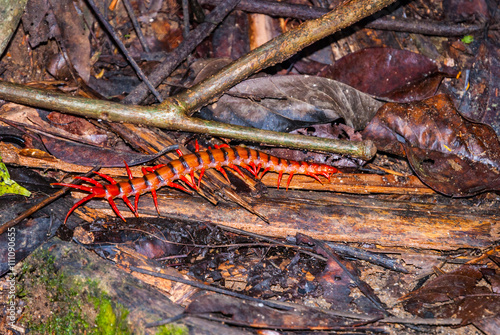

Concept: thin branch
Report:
left=168, top=0, right=397, bottom=113
left=85, top=0, right=162, bottom=101
left=123, top=0, right=241, bottom=105
left=199, top=0, right=488, bottom=36
left=122, top=0, right=151, bottom=53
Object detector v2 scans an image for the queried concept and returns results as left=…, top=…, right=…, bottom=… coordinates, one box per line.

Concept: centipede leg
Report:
left=150, top=188, right=160, bottom=215
left=62, top=194, right=95, bottom=224
left=107, top=197, right=127, bottom=222
left=122, top=161, right=133, bottom=180
left=121, top=195, right=137, bottom=216
left=180, top=174, right=198, bottom=190
left=197, top=167, right=205, bottom=189
left=93, top=171, right=117, bottom=184
left=216, top=166, right=230, bottom=183
left=258, top=168, right=270, bottom=180
left=286, top=172, right=295, bottom=190
left=228, top=163, right=246, bottom=179
left=167, top=181, right=193, bottom=194
left=306, top=173, right=323, bottom=184
left=277, top=171, right=284, bottom=190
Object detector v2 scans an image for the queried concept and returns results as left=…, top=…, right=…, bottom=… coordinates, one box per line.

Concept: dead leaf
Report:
left=401, top=265, right=500, bottom=326
left=197, top=75, right=384, bottom=132
left=362, top=94, right=500, bottom=196
left=318, top=48, right=457, bottom=102
left=22, top=0, right=91, bottom=82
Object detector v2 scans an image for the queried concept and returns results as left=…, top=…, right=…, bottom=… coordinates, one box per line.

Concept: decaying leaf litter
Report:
left=0, top=0, right=499, bottom=334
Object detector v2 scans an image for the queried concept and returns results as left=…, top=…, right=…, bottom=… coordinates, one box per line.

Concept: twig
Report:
left=128, top=266, right=293, bottom=310
left=122, top=0, right=151, bottom=53
left=0, top=167, right=99, bottom=234
left=85, top=0, right=162, bottom=102
left=123, top=0, right=241, bottom=105
left=199, top=0, right=488, bottom=36
left=182, top=0, right=190, bottom=38
left=0, top=80, right=376, bottom=159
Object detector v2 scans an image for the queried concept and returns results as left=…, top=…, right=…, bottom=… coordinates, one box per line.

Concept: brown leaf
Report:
left=318, top=48, right=457, bottom=102
left=458, top=41, right=500, bottom=138
left=197, top=75, right=384, bottom=132
left=362, top=94, right=500, bottom=196
left=22, top=0, right=91, bottom=82
left=401, top=265, right=500, bottom=326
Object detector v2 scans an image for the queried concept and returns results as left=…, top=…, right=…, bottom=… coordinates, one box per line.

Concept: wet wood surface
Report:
left=89, top=188, right=499, bottom=250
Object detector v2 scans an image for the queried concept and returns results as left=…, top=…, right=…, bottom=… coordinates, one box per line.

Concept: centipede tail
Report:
left=53, top=146, right=339, bottom=223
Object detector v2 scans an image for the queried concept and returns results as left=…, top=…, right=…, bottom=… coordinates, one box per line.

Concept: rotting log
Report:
left=88, top=188, right=498, bottom=250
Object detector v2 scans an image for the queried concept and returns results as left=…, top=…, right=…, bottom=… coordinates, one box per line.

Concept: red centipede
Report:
left=53, top=145, right=339, bottom=223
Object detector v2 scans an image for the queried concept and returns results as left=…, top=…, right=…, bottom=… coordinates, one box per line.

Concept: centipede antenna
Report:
left=52, top=183, right=94, bottom=193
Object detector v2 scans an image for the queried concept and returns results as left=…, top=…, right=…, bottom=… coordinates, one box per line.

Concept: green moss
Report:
left=155, top=324, right=189, bottom=335
left=20, top=249, right=132, bottom=334
left=93, top=296, right=130, bottom=335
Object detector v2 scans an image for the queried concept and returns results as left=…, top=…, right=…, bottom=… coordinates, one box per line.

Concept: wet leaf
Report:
left=197, top=75, right=383, bottom=132
left=297, top=234, right=387, bottom=315
left=457, top=41, right=500, bottom=138
left=0, top=156, right=30, bottom=197
left=22, top=0, right=91, bottom=82
left=317, top=48, right=457, bottom=102
left=362, top=94, right=500, bottom=196
left=212, top=11, right=249, bottom=60
left=401, top=265, right=500, bottom=326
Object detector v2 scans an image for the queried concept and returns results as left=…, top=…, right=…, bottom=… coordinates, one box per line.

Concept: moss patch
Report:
left=18, top=249, right=132, bottom=334
left=155, top=324, right=189, bottom=335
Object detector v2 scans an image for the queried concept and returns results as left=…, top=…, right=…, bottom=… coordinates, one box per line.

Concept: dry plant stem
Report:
left=0, top=81, right=375, bottom=159
left=170, top=0, right=397, bottom=113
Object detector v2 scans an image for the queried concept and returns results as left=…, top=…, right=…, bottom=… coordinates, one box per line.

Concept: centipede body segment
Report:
left=53, top=145, right=339, bottom=223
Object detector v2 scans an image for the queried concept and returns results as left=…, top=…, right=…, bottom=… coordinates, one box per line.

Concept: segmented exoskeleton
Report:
left=53, top=145, right=339, bottom=223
